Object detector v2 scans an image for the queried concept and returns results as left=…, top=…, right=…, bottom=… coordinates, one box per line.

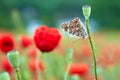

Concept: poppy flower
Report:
left=27, top=47, right=38, bottom=59
left=20, top=35, right=32, bottom=48
left=34, top=25, right=61, bottom=52
left=28, top=59, right=44, bottom=73
left=1, top=57, right=13, bottom=73
left=0, top=33, right=15, bottom=53
left=69, top=63, right=89, bottom=77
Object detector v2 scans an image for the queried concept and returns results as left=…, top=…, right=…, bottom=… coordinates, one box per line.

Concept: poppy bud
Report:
left=7, top=50, right=20, bottom=68
left=82, top=5, right=91, bottom=19
left=70, top=75, right=80, bottom=80
left=0, top=72, right=10, bottom=80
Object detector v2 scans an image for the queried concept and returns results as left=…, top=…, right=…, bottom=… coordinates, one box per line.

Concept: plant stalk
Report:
left=64, top=48, right=73, bottom=80
left=85, top=19, right=98, bottom=80
left=64, top=63, right=71, bottom=80
left=36, top=52, right=42, bottom=80
left=41, top=53, right=48, bottom=80
left=15, top=68, right=21, bottom=80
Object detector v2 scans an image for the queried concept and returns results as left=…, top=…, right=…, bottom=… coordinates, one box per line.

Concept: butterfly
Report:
left=61, top=17, right=87, bottom=39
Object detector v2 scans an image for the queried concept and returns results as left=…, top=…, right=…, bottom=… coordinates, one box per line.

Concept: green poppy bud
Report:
left=70, top=75, right=80, bottom=80
left=7, top=50, right=20, bottom=68
left=0, top=72, right=10, bottom=80
left=82, top=5, right=91, bottom=19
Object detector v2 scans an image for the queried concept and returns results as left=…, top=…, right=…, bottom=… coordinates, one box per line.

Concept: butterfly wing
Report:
left=61, top=22, right=70, bottom=31
left=61, top=17, right=87, bottom=39
left=75, top=18, right=87, bottom=39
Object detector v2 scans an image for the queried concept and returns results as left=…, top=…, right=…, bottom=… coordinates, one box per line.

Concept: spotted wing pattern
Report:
left=61, top=17, right=87, bottom=39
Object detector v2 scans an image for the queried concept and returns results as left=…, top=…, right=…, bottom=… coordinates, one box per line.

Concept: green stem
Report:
left=15, top=68, right=21, bottom=80
left=64, top=63, right=71, bottom=80
left=85, top=19, right=98, bottom=80
left=64, top=48, right=73, bottom=80
left=36, top=52, right=42, bottom=80
left=41, top=53, right=48, bottom=80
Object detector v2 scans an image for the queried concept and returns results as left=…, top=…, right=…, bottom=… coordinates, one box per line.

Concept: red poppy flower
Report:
left=0, top=33, right=15, bottom=53
left=34, top=25, right=61, bottom=52
left=1, top=57, right=13, bottom=73
left=27, top=47, right=38, bottom=59
left=28, top=59, right=44, bottom=73
left=20, top=35, right=32, bottom=48
left=69, top=63, right=89, bottom=77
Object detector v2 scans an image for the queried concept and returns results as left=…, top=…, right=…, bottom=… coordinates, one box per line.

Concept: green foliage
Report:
left=0, top=0, right=120, bottom=30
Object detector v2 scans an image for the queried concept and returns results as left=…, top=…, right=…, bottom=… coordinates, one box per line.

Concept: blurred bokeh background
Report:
left=0, top=0, right=120, bottom=80
left=0, top=0, right=120, bottom=33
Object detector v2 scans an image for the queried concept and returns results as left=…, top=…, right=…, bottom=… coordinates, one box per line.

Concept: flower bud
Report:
left=82, top=5, right=91, bottom=19
left=0, top=72, right=10, bottom=80
left=70, top=75, right=80, bottom=80
left=7, top=50, right=20, bottom=68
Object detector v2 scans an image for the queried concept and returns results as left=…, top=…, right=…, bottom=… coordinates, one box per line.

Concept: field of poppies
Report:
left=0, top=23, right=120, bottom=80
left=0, top=0, right=120, bottom=79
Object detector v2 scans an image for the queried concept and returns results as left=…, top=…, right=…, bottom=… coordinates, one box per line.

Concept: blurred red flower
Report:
left=1, top=57, right=13, bottom=73
left=98, top=45, right=120, bottom=68
left=69, top=63, right=89, bottom=77
left=28, top=59, right=44, bottom=73
left=27, top=47, right=38, bottom=59
left=0, top=33, right=15, bottom=53
left=34, top=25, right=61, bottom=52
left=20, top=35, right=32, bottom=48
left=81, top=45, right=91, bottom=57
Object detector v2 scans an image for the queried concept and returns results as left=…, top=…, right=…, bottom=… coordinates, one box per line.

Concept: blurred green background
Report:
left=0, top=0, right=120, bottom=33
left=0, top=1, right=120, bottom=80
